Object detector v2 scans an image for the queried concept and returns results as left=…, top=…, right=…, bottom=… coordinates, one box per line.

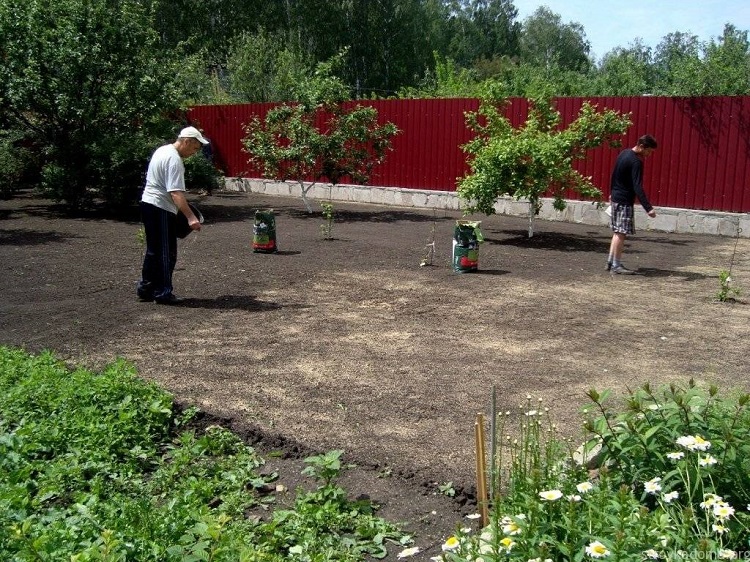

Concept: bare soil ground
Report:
left=1, top=190, right=749, bottom=560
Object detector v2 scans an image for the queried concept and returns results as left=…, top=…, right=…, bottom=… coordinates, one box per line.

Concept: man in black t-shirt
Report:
left=607, top=134, right=658, bottom=275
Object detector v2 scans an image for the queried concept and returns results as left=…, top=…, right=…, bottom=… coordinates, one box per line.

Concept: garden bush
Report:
left=425, top=383, right=750, bottom=561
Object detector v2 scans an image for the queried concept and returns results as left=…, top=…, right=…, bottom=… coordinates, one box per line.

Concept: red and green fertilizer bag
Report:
left=252, top=209, right=277, bottom=253
left=452, top=220, right=483, bottom=272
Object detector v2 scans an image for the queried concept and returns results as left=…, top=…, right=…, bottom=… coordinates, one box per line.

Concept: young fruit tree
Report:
left=242, top=59, right=399, bottom=213
left=457, top=96, right=632, bottom=237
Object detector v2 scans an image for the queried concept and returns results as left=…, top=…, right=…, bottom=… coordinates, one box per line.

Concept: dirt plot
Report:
left=1, top=191, right=749, bottom=559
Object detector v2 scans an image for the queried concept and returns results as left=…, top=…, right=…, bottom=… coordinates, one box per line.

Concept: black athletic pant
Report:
left=138, top=202, right=177, bottom=300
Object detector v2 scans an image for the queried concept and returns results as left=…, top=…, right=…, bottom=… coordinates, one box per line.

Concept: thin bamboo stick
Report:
left=490, top=386, right=496, bottom=499
left=475, top=413, right=489, bottom=526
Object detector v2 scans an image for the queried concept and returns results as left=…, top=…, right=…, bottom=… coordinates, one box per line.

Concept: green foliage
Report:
left=184, top=152, right=222, bottom=194
left=242, top=55, right=399, bottom=212
left=227, top=29, right=311, bottom=103
left=520, top=6, right=591, bottom=72
left=438, top=482, right=457, bottom=497
left=584, top=382, right=750, bottom=503
left=438, top=383, right=750, bottom=560
left=716, top=269, right=742, bottom=302
left=0, top=0, right=180, bottom=210
left=458, top=95, right=631, bottom=223
left=0, top=129, right=38, bottom=199
left=253, top=449, right=403, bottom=561
left=589, top=41, right=656, bottom=96
left=320, top=201, right=335, bottom=240
left=0, top=346, right=408, bottom=561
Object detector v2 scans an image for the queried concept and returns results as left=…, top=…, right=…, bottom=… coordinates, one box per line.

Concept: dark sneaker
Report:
left=611, top=265, right=636, bottom=275
left=154, top=294, right=185, bottom=305
left=137, top=281, right=154, bottom=302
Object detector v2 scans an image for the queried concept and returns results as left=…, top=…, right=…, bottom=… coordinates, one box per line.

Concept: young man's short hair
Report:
left=637, top=134, right=658, bottom=149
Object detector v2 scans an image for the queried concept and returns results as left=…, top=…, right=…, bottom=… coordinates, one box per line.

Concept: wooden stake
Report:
left=489, top=386, right=496, bottom=499
left=475, top=413, right=489, bottom=526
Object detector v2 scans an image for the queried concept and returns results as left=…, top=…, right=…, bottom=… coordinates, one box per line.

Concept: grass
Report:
left=0, top=346, right=411, bottom=561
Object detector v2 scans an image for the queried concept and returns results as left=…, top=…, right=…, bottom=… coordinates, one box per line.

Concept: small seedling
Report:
left=377, top=467, right=393, bottom=478
left=320, top=201, right=334, bottom=240
left=716, top=269, right=741, bottom=302
left=420, top=221, right=436, bottom=267
left=136, top=226, right=145, bottom=247
left=438, top=481, right=456, bottom=497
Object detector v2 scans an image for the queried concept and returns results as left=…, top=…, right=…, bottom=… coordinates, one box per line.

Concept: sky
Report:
left=513, top=0, right=750, bottom=61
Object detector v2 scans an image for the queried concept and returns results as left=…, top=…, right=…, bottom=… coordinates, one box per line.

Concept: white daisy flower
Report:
left=714, top=502, right=736, bottom=520
left=442, top=536, right=460, bottom=551
left=699, top=455, right=718, bottom=467
left=666, top=451, right=685, bottom=460
left=663, top=491, right=679, bottom=503
left=539, top=489, right=563, bottom=501
left=676, top=435, right=711, bottom=451
left=577, top=482, right=594, bottom=493
left=644, top=477, right=662, bottom=495
left=502, top=520, right=522, bottom=535
left=585, top=540, right=611, bottom=558
left=701, top=494, right=723, bottom=509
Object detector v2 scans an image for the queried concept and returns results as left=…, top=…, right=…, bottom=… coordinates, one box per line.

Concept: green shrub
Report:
left=0, top=129, right=38, bottom=199
left=184, top=152, right=222, bottom=194
left=430, top=384, right=750, bottom=561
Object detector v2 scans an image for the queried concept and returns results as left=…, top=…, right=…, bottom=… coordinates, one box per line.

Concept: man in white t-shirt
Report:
left=137, top=126, right=208, bottom=304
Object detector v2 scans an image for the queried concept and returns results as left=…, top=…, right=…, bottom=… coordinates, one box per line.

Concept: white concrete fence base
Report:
left=226, top=177, right=750, bottom=239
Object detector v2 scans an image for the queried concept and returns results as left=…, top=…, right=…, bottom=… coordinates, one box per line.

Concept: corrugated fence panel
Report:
left=188, top=96, right=750, bottom=213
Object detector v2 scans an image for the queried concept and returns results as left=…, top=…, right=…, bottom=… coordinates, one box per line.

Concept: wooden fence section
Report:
left=188, top=96, right=750, bottom=213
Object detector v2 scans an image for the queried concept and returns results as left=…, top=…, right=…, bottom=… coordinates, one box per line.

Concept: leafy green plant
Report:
left=438, top=482, right=456, bottom=497
left=716, top=269, right=741, bottom=302
left=184, top=151, right=222, bottom=195
left=429, top=383, right=750, bottom=561
left=0, top=347, right=410, bottom=561
left=0, top=0, right=181, bottom=211
left=458, top=95, right=631, bottom=236
left=242, top=53, right=399, bottom=213
left=320, top=201, right=335, bottom=239
left=0, top=129, right=38, bottom=199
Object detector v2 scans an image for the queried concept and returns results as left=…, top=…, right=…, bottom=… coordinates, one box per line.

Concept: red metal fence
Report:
left=188, top=96, right=750, bottom=213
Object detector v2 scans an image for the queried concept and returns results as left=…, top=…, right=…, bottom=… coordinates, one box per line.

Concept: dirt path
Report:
left=2, top=191, right=748, bottom=559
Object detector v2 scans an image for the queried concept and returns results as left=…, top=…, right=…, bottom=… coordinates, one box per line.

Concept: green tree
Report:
left=652, top=31, right=702, bottom=95
left=697, top=24, right=750, bottom=95
left=0, top=0, right=180, bottom=210
left=458, top=96, right=631, bottom=237
left=344, top=0, right=437, bottom=96
left=590, top=40, right=655, bottom=95
left=227, top=29, right=311, bottom=102
left=147, top=0, right=282, bottom=63
left=242, top=56, right=399, bottom=213
left=445, top=0, right=521, bottom=68
left=520, top=6, right=592, bottom=72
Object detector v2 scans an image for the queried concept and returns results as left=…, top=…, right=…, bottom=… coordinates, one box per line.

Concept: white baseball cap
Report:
left=178, top=126, right=209, bottom=145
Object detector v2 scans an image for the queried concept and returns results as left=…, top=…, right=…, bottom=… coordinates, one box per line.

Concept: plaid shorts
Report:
left=610, top=203, right=635, bottom=235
